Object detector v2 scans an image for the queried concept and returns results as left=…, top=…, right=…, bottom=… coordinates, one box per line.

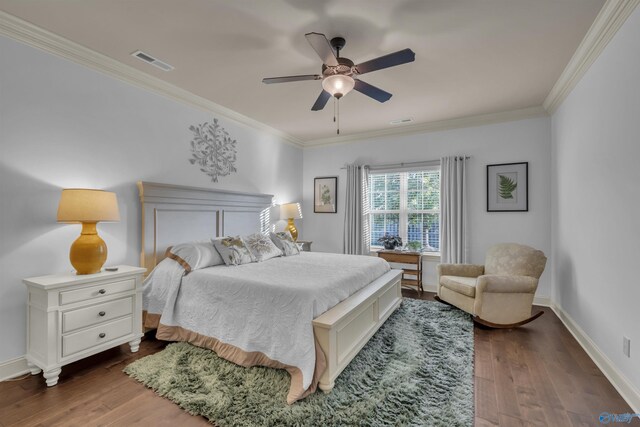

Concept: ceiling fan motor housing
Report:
left=322, top=57, right=355, bottom=78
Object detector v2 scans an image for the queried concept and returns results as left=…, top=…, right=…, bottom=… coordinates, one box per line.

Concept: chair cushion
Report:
left=440, top=275, right=478, bottom=298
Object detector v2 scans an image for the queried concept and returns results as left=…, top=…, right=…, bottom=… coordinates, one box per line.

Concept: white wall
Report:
left=0, top=35, right=302, bottom=363
left=302, top=117, right=552, bottom=295
left=551, top=6, right=640, bottom=394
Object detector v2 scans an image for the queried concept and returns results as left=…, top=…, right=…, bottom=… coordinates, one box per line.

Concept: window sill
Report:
left=370, top=248, right=441, bottom=261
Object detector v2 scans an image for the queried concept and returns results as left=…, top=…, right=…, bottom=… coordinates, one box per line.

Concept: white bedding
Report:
left=143, top=251, right=390, bottom=402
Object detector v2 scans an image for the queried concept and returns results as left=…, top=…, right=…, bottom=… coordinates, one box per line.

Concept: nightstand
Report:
left=297, top=240, right=312, bottom=252
left=23, top=265, right=146, bottom=386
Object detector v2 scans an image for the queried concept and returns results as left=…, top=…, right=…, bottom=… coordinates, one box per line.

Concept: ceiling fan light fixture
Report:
left=322, top=74, right=355, bottom=99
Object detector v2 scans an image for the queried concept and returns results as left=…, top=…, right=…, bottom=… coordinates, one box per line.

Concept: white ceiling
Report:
left=0, top=0, right=604, bottom=143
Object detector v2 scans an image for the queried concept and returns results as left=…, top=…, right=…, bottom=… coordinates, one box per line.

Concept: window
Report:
left=369, top=168, right=440, bottom=252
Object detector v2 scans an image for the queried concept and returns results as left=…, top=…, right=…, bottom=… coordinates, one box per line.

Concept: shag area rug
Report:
left=125, top=299, right=474, bottom=426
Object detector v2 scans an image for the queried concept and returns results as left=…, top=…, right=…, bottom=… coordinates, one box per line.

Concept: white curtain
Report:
left=440, top=156, right=468, bottom=263
left=343, top=164, right=370, bottom=255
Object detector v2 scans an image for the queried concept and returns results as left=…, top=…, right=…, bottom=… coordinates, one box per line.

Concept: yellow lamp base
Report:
left=70, top=222, right=108, bottom=275
left=285, top=218, right=298, bottom=242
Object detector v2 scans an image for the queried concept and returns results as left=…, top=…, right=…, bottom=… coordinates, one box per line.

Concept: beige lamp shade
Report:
left=280, top=203, right=302, bottom=220
left=57, top=189, right=120, bottom=223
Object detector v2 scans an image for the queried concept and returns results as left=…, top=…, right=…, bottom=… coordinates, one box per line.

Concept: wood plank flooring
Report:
left=0, top=290, right=635, bottom=426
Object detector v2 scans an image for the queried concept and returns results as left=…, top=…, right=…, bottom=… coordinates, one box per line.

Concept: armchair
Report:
left=436, top=243, right=547, bottom=328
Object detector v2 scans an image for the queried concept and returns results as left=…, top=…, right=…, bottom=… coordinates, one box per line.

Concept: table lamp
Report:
left=57, top=189, right=120, bottom=275
left=280, top=202, right=302, bottom=241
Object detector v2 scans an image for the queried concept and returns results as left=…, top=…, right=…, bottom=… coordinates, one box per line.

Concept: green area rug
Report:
left=124, top=299, right=473, bottom=426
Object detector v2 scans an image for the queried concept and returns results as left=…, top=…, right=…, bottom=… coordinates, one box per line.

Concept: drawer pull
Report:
left=98, top=289, right=106, bottom=295
left=99, top=333, right=106, bottom=338
left=98, top=311, right=106, bottom=317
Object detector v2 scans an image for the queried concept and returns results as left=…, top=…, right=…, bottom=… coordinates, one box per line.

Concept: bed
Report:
left=138, top=181, right=403, bottom=403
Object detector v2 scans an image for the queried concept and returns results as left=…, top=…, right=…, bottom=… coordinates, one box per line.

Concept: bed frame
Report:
left=137, top=181, right=402, bottom=393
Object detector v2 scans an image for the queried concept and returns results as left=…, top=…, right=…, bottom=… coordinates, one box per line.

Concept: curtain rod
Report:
left=339, top=156, right=470, bottom=170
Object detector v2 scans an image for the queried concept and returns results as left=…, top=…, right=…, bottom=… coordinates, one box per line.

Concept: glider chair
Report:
left=436, top=243, right=547, bottom=328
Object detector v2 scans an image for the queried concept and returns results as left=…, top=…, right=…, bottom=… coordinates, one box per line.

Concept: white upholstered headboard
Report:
left=137, top=181, right=273, bottom=274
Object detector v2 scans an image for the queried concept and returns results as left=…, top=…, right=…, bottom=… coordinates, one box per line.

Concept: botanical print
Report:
left=321, top=185, right=332, bottom=205
left=314, top=177, right=337, bottom=213
left=487, top=162, right=528, bottom=212
left=188, top=118, right=237, bottom=182
left=497, top=172, right=517, bottom=203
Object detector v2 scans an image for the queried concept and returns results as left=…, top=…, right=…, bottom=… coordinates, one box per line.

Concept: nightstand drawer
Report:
left=59, top=279, right=135, bottom=305
left=62, top=316, right=133, bottom=357
left=62, top=297, right=133, bottom=333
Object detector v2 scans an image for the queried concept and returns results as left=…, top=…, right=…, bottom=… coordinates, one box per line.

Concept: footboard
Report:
left=312, top=270, right=403, bottom=392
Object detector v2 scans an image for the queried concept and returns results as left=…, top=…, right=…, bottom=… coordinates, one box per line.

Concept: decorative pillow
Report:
left=212, top=236, right=255, bottom=266
left=269, top=232, right=300, bottom=256
left=165, top=241, right=224, bottom=273
left=244, top=232, right=283, bottom=262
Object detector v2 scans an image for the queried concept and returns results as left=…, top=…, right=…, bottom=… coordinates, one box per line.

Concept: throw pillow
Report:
left=212, top=236, right=255, bottom=266
left=269, top=232, right=301, bottom=256
left=244, top=232, right=283, bottom=262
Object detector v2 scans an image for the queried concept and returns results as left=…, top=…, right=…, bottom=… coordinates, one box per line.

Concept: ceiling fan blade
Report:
left=355, top=48, right=415, bottom=75
left=262, top=74, right=322, bottom=84
left=354, top=79, right=392, bottom=103
left=305, top=32, right=339, bottom=66
left=311, top=90, right=331, bottom=111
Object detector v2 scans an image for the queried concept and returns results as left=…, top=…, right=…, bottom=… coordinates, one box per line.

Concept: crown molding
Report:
left=4, top=2, right=629, bottom=149
left=543, top=0, right=640, bottom=113
left=0, top=10, right=304, bottom=148
left=303, top=106, right=548, bottom=148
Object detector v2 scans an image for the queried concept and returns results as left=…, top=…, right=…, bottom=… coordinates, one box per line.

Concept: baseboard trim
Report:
left=0, top=355, right=29, bottom=382
left=423, top=284, right=437, bottom=293
left=533, top=296, right=552, bottom=307
left=550, top=302, right=640, bottom=413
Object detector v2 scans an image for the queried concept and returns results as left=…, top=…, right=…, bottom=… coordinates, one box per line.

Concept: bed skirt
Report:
left=144, top=314, right=327, bottom=404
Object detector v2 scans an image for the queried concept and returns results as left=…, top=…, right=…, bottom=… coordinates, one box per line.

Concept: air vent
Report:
left=390, top=118, right=413, bottom=125
left=131, top=50, right=174, bottom=71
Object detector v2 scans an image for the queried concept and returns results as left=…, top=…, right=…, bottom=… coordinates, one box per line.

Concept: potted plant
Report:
left=406, top=241, right=423, bottom=252
left=378, top=234, right=403, bottom=250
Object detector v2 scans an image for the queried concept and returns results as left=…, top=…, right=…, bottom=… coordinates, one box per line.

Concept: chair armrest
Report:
left=437, top=263, right=484, bottom=278
left=476, top=275, right=538, bottom=294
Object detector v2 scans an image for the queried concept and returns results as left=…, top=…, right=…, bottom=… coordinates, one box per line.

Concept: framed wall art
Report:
left=487, top=162, right=528, bottom=212
left=314, top=176, right=338, bottom=213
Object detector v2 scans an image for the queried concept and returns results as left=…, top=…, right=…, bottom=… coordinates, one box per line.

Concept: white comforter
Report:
left=143, top=252, right=390, bottom=399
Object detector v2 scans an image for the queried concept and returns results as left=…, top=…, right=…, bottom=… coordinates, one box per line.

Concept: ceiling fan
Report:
left=262, top=33, right=416, bottom=112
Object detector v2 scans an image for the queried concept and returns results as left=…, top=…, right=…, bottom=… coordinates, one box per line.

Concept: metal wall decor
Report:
left=188, top=118, right=238, bottom=182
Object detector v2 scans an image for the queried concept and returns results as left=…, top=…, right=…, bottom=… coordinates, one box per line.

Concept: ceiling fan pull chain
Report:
left=337, top=98, right=340, bottom=135
left=333, top=97, right=336, bottom=122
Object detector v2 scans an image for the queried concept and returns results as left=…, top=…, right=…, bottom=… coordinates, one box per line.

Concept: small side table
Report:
left=376, top=250, right=423, bottom=293
left=297, top=240, right=312, bottom=252
left=23, top=266, right=146, bottom=386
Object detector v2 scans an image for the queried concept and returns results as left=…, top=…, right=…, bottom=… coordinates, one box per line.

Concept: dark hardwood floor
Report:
left=0, top=291, right=635, bottom=426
